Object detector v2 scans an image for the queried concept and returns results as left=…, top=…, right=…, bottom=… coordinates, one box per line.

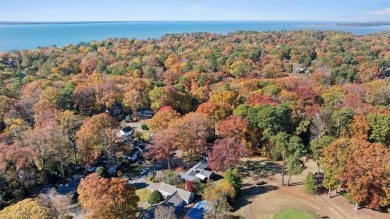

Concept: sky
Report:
left=0, top=0, right=389, bottom=22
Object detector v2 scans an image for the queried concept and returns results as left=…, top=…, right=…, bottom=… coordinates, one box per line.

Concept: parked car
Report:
left=124, top=176, right=132, bottom=181
left=136, top=109, right=155, bottom=118
left=87, top=166, right=97, bottom=173
left=140, top=168, right=149, bottom=175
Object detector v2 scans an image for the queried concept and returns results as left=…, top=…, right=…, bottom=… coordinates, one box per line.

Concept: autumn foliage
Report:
left=0, top=30, right=390, bottom=211
left=77, top=173, right=139, bottom=219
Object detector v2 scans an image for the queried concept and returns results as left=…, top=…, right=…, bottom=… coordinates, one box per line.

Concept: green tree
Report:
left=330, top=108, right=354, bottom=138
left=234, top=104, right=293, bottom=140
left=285, top=153, right=305, bottom=186
left=271, top=132, right=306, bottom=186
left=224, top=168, right=243, bottom=191
left=147, top=190, right=163, bottom=205
left=96, top=166, right=109, bottom=178
left=59, top=82, right=75, bottom=110
left=309, top=136, right=335, bottom=184
left=304, top=172, right=318, bottom=194
left=367, top=114, right=390, bottom=145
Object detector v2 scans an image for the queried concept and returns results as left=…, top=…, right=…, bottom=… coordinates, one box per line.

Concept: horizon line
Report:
left=1, top=20, right=388, bottom=23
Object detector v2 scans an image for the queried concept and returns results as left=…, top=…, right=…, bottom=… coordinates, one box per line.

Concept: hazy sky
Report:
left=1, top=0, right=389, bottom=22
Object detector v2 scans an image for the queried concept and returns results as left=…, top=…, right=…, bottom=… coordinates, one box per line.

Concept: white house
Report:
left=179, top=161, right=212, bottom=182
left=117, top=126, right=134, bottom=139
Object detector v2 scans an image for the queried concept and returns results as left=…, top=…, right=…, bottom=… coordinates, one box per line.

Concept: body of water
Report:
left=0, top=21, right=389, bottom=51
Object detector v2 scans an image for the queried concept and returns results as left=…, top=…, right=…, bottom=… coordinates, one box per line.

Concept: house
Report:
left=129, top=146, right=144, bottom=162
left=158, top=182, right=194, bottom=205
left=162, top=191, right=185, bottom=213
left=180, top=161, right=212, bottom=182
left=117, top=126, right=134, bottom=139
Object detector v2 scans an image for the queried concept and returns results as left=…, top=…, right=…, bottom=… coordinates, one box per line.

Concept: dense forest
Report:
left=0, top=30, right=389, bottom=216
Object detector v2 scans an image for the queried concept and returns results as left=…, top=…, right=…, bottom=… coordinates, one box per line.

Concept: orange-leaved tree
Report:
left=147, top=106, right=181, bottom=133
left=75, top=113, right=117, bottom=172
left=341, top=139, right=390, bottom=210
left=145, top=128, right=177, bottom=171
left=77, top=173, right=139, bottom=219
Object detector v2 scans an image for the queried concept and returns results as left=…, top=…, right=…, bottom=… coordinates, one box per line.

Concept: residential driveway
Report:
left=121, top=119, right=151, bottom=131
left=129, top=176, right=158, bottom=191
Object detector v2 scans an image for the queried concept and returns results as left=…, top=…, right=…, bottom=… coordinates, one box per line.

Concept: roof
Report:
left=185, top=161, right=208, bottom=175
left=176, top=188, right=192, bottom=201
left=164, top=191, right=183, bottom=207
left=198, top=169, right=212, bottom=178
left=158, top=182, right=193, bottom=201
left=179, top=173, right=199, bottom=182
left=122, top=126, right=133, bottom=133
left=195, top=162, right=208, bottom=170
left=184, top=161, right=212, bottom=179
left=159, top=182, right=178, bottom=195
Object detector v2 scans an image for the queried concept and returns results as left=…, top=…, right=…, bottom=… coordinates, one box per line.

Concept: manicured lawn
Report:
left=274, top=209, right=313, bottom=219
left=136, top=188, right=151, bottom=205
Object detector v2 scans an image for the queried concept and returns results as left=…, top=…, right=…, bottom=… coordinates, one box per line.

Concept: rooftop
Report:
left=158, top=182, right=193, bottom=201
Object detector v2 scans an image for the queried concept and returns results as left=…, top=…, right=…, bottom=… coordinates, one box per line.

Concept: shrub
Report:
left=194, top=181, right=207, bottom=196
left=303, top=172, right=317, bottom=194
left=96, top=166, right=108, bottom=178
left=148, top=190, right=163, bottom=205
left=141, top=124, right=149, bottom=130
left=165, top=171, right=181, bottom=185
left=224, top=168, right=243, bottom=191
left=125, top=115, right=132, bottom=122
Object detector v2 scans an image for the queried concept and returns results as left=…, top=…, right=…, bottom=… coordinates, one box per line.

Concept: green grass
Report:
left=341, top=192, right=354, bottom=204
left=123, top=163, right=144, bottom=177
left=274, top=209, right=313, bottom=219
left=135, top=188, right=151, bottom=205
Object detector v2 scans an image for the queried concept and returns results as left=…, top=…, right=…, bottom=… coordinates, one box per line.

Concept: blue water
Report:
left=0, top=21, right=389, bottom=51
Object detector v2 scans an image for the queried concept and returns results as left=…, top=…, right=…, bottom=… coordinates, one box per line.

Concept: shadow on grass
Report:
left=238, top=160, right=282, bottom=179
left=233, top=185, right=279, bottom=211
left=211, top=173, right=224, bottom=181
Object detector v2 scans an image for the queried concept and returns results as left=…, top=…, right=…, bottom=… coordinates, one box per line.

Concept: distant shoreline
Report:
left=336, top=21, right=390, bottom=27
left=1, top=21, right=389, bottom=27
left=1, top=21, right=389, bottom=51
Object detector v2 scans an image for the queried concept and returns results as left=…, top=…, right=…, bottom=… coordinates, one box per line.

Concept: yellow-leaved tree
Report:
left=0, top=198, right=51, bottom=219
left=203, top=180, right=236, bottom=218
